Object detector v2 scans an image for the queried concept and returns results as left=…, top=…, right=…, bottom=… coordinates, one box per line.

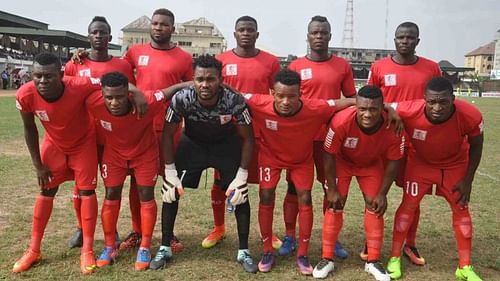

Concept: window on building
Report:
left=210, top=43, right=221, bottom=48
left=487, top=56, right=492, bottom=61
left=178, top=41, right=192, bottom=46
left=487, top=65, right=492, bottom=70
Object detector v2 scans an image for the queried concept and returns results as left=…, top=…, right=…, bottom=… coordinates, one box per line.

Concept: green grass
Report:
left=0, top=95, right=499, bottom=281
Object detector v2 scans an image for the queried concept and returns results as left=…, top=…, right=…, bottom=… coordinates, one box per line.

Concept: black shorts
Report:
left=175, top=133, right=241, bottom=190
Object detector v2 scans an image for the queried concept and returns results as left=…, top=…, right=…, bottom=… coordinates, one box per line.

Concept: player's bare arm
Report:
left=333, top=97, right=356, bottom=112
left=160, top=81, right=194, bottom=100
left=20, top=111, right=52, bottom=188
left=453, top=133, right=484, bottom=207
left=323, top=152, right=344, bottom=209
left=384, top=103, right=404, bottom=135
left=371, top=159, right=401, bottom=217
left=127, top=83, right=148, bottom=118
left=236, top=124, right=254, bottom=170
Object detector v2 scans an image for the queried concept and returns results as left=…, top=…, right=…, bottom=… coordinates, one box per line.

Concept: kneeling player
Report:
left=313, top=86, right=403, bottom=281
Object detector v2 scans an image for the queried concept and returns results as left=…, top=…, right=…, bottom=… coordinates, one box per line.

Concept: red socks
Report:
left=405, top=205, right=420, bottom=247
left=297, top=205, right=313, bottom=257
left=365, top=209, right=384, bottom=261
left=129, top=180, right=142, bottom=234
left=283, top=193, right=298, bottom=237
left=72, top=185, right=82, bottom=229
left=139, top=200, right=157, bottom=249
left=453, top=209, right=472, bottom=267
left=211, top=184, right=226, bottom=227
left=80, top=193, right=98, bottom=253
left=101, top=199, right=121, bottom=248
left=321, top=209, right=343, bottom=260
left=391, top=204, right=415, bottom=257
left=259, top=203, right=275, bottom=252
left=30, top=195, right=54, bottom=252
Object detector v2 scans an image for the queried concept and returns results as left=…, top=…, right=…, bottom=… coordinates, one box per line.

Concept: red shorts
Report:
left=336, top=164, right=383, bottom=198
left=403, top=160, right=467, bottom=209
left=101, top=148, right=159, bottom=187
left=40, top=138, right=97, bottom=190
left=155, top=124, right=182, bottom=177
left=259, top=161, right=314, bottom=190
left=213, top=139, right=260, bottom=185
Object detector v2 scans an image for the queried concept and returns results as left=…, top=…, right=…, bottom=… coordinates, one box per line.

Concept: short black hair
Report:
left=309, top=15, right=330, bottom=30
left=88, top=16, right=111, bottom=34
left=273, top=69, right=301, bottom=87
left=153, top=8, right=175, bottom=24
left=396, top=21, right=419, bottom=37
left=426, top=77, right=453, bottom=96
left=235, top=16, right=258, bottom=30
left=34, top=53, right=61, bottom=70
left=193, top=54, right=222, bottom=75
left=101, top=72, right=128, bottom=88
left=357, top=85, right=383, bottom=102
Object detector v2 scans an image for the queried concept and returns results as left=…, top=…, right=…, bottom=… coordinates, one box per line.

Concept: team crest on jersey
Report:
left=219, top=114, right=232, bottom=125
left=384, top=74, right=397, bottom=86
left=138, top=55, right=149, bottom=66
left=15, top=100, right=22, bottom=110
left=412, top=129, right=427, bottom=141
left=100, top=120, right=112, bottom=131
left=35, top=110, right=50, bottom=121
left=324, top=128, right=335, bottom=148
left=326, top=99, right=336, bottom=107
left=265, top=119, right=278, bottom=131
left=344, top=137, right=358, bottom=148
left=226, top=64, right=238, bottom=76
left=154, top=91, right=164, bottom=101
left=300, top=68, right=313, bottom=80
left=79, top=69, right=91, bottom=77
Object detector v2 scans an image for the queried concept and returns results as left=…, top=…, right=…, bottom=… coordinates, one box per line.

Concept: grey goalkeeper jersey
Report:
left=165, top=86, right=252, bottom=143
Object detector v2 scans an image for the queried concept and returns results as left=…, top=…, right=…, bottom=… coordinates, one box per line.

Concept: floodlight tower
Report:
left=384, top=0, right=389, bottom=49
left=342, top=0, right=354, bottom=48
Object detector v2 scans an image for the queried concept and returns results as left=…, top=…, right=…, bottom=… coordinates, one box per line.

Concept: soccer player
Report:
left=312, top=86, right=403, bottom=281
left=85, top=72, right=188, bottom=270
left=12, top=53, right=145, bottom=274
left=149, top=55, right=257, bottom=273
left=282, top=15, right=356, bottom=258
left=243, top=69, right=355, bottom=274
left=64, top=16, right=135, bottom=250
left=122, top=8, right=193, bottom=252
left=202, top=15, right=282, bottom=250
left=365, top=21, right=442, bottom=264
left=386, top=77, right=484, bottom=281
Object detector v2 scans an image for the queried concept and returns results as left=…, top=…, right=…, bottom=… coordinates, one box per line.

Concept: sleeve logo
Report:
left=226, top=64, right=238, bottom=76
left=138, top=55, right=149, bottom=66
left=478, top=119, right=484, bottom=133
left=384, top=74, right=397, bottom=86
left=300, top=68, right=313, bottom=80
left=154, top=91, right=164, bottom=101
left=412, top=129, right=427, bottom=141
left=15, top=99, right=22, bottom=110
left=327, top=99, right=336, bottom=107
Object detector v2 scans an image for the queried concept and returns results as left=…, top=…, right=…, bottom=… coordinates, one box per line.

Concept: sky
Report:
left=2, top=0, right=500, bottom=66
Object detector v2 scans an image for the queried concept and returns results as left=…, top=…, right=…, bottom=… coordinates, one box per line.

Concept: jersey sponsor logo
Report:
left=15, top=99, right=22, bottom=110
left=326, top=99, right=336, bottom=107
left=324, top=128, right=335, bottom=148
left=138, top=55, right=149, bottom=66
left=344, top=137, right=358, bottom=149
left=265, top=119, right=278, bottom=131
left=35, top=110, right=50, bottom=121
left=412, top=129, right=427, bottom=141
left=300, top=68, right=313, bottom=80
left=384, top=74, right=397, bottom=86
left=219, top=114, right=232, bottom=125
left=478, top=119, right=484, bottom=133
left=226, top=64, right=238, bottom=76
left=154, top=91, right=165, bottom=101
left=79, top=69, right=91, bottom=77
left=100, top=120, right=112, bottom=131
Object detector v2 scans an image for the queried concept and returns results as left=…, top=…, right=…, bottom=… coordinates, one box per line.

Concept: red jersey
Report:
left=324, top=107, right=404, bottom=174
left=244, top=94, right=336, bottom=167
left=86, top=90, right=167, bottom=160
left=289, top=56, right=356, bottom=140
left=394, top=99, right=483, bottom=168
left=123, top=44, right=193, bottom=131
left=16, top=77, right=101, bottom=153
left=64, top=56, right=135, bottom=83
left=217, top=49, right=280, bottom=94
left=368, top=56, right=442, bottom=102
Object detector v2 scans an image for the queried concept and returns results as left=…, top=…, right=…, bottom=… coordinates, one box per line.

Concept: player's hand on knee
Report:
left=325, top=186, right=343, bottom=210
left=162, top=163, right=184, bottom=203
left=35, top=165, right=53, bottom=189
left=452, top=179, right=472, bottom=208
left=370, top=193, right=388, bottom=217
left=226, top=168, right=248, bottom=205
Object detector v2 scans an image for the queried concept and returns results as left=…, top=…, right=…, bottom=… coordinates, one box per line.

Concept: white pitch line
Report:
left=477, top=170, right=500, bottom=182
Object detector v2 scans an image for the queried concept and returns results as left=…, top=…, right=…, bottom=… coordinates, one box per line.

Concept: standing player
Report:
left=149, top=55, right=257, bottom=273
left=312, top=86, right=403, bottom=281
left=244, top=69, right=355, bottom=274
left=12, top=53, right=144, bottom=274
left=386, top=77, right=484, bottom=281
left=282, top=15, right=356, bottom=258
left=64, top=16, right=135, bottom=250
left=202, top=15, right=282, bottom=250
left=365, top=21, right=442, bottom=264
left=122, top=8, right=193, bottom=252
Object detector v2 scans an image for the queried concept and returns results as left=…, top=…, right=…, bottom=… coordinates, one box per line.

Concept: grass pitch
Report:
left=0, top=94, right=499, bottom=281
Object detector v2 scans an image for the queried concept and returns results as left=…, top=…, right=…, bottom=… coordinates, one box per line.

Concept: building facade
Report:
left=464, top=42, right=495, bottom=77
left=121, top=16, right=225, bottom=57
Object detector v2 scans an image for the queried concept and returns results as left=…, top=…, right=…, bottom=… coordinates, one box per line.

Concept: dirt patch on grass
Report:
left=0, top=139, right=28, bottom=156
left=0, top=89, right=16, bottom=97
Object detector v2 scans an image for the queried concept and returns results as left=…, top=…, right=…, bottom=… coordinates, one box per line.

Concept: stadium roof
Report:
left=465, top=42, right=495, bottom=57
left=0, top=10, right=48, bottom=29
